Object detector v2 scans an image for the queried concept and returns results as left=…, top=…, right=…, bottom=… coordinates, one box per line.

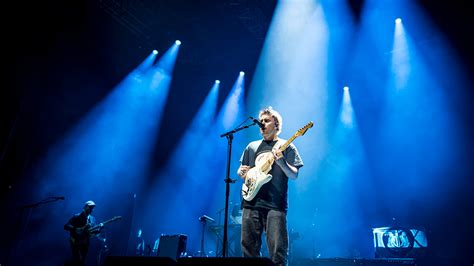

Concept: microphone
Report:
left=249, top=116, right=265, bottom=129
left=199, top=215, right=215, bottom=223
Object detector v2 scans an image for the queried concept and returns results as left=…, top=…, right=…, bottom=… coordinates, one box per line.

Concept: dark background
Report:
left=1, top=0, right=473, bottom=265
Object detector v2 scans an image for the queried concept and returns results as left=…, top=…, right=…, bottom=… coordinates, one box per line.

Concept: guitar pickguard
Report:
left=241, top=121, right=314, bottom=201
left=242, top=167, right=272, bottom=201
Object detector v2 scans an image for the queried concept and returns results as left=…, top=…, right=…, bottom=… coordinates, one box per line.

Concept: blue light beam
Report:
left=24, top=43, right=180, bottom=265
left=138, top=81, right=221, bottom=252
left=391, top=19, right=410, bottom=90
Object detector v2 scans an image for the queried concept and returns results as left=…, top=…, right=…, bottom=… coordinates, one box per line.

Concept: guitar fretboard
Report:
left=279, top=134, right=298, bottom=153
left=277, top=122, right=313, bottom=153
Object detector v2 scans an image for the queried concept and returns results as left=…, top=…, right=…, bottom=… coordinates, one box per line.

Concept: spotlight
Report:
left=215, top=80, right=220, bottom=84
left=343, top=86, right=349, bottom=91
left=175, top=40, right=181, bottom=45
left=239, top=71, right=245, bottom=76
left=395, top=18, right=402, bottom=24
left=152, top=50, right=158, bottom=55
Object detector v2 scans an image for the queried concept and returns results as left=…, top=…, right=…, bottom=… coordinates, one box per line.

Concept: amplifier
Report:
left=157, top=234, right=188, bottom=260
left=293, top=258, right=415, bottom=266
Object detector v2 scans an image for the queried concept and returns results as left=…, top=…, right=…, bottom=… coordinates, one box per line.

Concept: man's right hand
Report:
left=237, top=165, right=250, bottom=179
left=75, top=228, right=84, bottom=235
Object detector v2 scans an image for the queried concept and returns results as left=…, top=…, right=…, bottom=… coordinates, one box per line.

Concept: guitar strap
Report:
left=255, top=139, right=285, bottom=158
left=253, top=139, right=286, bottom=167
left=276, top=138, right=285, bottom=152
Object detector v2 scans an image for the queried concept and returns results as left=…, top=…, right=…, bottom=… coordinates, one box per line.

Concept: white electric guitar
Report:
left=241, top=121, right=314, bottom=201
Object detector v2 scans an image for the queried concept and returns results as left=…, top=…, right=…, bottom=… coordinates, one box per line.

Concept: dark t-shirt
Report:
left=64, top=212, right=97, bottom=246
left=240, top=139, right=303, bottom=212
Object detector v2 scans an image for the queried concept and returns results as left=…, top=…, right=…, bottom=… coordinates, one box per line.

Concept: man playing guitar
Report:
left=237, top=107, right=307, bottom=266
left=64, top=200, right=103, bottom=266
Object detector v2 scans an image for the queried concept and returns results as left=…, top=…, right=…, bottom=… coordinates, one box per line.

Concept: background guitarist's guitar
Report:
left=241, top=121, right=314, bottom=201
left=70, top=215, right=122, bottom=245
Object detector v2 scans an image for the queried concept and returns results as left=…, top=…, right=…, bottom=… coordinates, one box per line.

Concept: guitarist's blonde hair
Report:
left=259, top=106, right=283, bottom=135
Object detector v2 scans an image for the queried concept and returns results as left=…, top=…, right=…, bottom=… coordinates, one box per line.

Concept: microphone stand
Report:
left=21, top=196, right=65, bottom=208
left=6, top=196, right=65, bottom=266
left=219, top=121, right=258, bottom=258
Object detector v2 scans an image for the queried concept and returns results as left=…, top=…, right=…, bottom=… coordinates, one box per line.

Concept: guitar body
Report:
left=242, top=152, right=274, bottom=201
left=70, top=216, right=122, bottom=246
left=70, top=224, right=94, bottom=246
left=241, top=121, right=314, bottom=202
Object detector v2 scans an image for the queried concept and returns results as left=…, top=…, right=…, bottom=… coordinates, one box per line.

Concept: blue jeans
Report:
left=241, top=208, right=288, bottom=266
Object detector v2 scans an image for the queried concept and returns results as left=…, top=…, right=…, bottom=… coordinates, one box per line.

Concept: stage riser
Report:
left=104, top=256, right=471, bottom=266
left=104, top=256, right=275, bottom=266
left=293, top=259, right=414, bottom=266
left=293, top=258, right=472, bottom=266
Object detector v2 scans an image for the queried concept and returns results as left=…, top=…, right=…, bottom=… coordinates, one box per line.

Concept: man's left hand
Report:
left=272, top=146, right=283, bottom=160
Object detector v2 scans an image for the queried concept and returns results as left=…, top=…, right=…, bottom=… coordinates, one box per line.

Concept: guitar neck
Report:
left=90, top=217, right=120, bottom=230
left=278, top=134, right=298, bottom=153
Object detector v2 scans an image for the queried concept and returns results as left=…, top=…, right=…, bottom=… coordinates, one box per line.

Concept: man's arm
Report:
left=64, top=217, right=75, bottom=232
left=238, top=144, right=251, bottom=179
left=88, top=216, right=104, bottom=235
left=273, top=144, right=301, bottom=180
left=275, top=158, right=299, bottom=180
left=237, top=165, right=250, bottom=179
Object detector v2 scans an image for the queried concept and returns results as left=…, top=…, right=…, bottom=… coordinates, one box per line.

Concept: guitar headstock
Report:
left=111, top=216, right=122, bottom=221
left=295, top=121, right=314, bottom=137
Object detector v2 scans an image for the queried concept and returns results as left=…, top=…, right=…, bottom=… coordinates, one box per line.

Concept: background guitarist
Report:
left=237, top=107, right=304, bottom=266
left=64, top=200, right=103, bottom=266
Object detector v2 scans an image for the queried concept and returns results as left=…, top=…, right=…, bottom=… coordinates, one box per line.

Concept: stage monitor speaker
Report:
left=157, top=234, right=188, bottom=260
left=293, top=258, right=415, bottom=266
left=104, top=256, right=176, bottom=266
left=177, top=257, right=275, bottom=266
